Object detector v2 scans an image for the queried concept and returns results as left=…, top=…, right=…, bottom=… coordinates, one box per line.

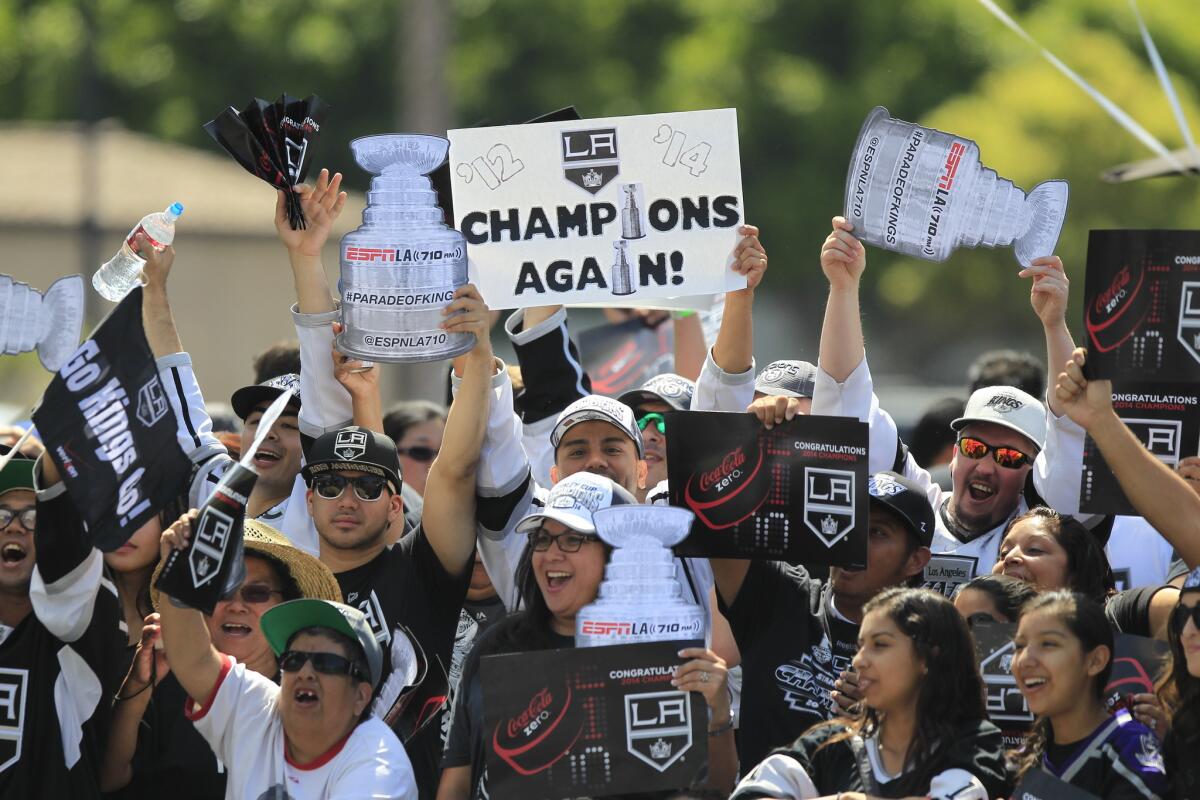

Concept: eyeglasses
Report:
left=229, top=583, right=284, bottom=605
left=957, top=436, right=1032, bottom=470
left=312, top=474, right=389, bottom=502
left=1170, top=603, right=1200, bottom=634
left=279, top=649, right=367, bottom=682
left=636, top=412, right=666, bottom=435
left=529, top=529, right=599, bottom=553
left=0, top=507, right=35, bottom=532
left=396, top=446, right=438, bottom=463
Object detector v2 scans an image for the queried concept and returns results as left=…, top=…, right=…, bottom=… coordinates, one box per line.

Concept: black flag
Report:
left=32, top=287, right=191, bottom=551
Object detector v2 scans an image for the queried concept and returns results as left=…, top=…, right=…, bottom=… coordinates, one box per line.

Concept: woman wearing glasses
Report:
left=100, top=518, right=345, bottom=798
left=384, top=400, right=446, bottom=499
left=1157, top=567, right=1200, bottom=799
left=437, top=472, right=736, bottom=800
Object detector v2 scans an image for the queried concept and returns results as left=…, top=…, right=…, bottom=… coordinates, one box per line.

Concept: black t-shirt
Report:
left=719, top=560, right=861, bottom=770
left=1105, top=586, right=1170, bottom=638
left=441, top=614, right=573, bottom=800
left=731, top=718, right=1010, bottom=799
left=335, top=524, right=471, bottom=800
left=0, top=488, right=126, bottom=800
left=441, top=596, right=507, bottom=748
left=1163, top=726, right=1200, bottom=800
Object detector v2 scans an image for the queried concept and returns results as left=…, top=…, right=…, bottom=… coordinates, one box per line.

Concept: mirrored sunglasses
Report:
left=312, top=473, right=389, bottom=502
left=957, top=436, right=1031, bottom=470
left=636, top=412, right=667, bottom=435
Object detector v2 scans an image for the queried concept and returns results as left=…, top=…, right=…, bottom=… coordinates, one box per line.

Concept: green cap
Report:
left=260, top=598, right=383, bottom=689
left=0, top=445, right=35, bottom=499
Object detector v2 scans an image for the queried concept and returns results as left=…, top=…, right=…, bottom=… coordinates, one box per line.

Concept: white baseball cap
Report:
left=515, top=472, right=637, bottom=535
left=550, top=395, right=644, bottom=458
left=951, top=386, right=1046, bottom=451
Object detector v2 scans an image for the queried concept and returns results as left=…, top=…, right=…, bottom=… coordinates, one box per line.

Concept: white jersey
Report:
left=464, top=316, right=757, bottom=639
left=157, top=304, right=353, bottom=556
left=811, top=356, right=1086, bottom=598
left=1105, top=515, right=1176, bottom=591
left=188, top=656, right=416, bottom=800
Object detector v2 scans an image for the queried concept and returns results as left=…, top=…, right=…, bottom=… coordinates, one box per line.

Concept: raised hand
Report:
left=746, top=394, right=806, bottom=429
left=672, top=647, right=731, bottom=727
left=732, top=224, right=767, bottom=291
left=136, top=232, right=175, bottom=292
left=1054, top=348, right=1114, bottom=431
left=330, top=321, right=378, bottom=395
left=275, top=168, right=348, bottom=257
left=441, top=284, right=493, bottom=357
left=820, top=216, right=866, bottom=290
left=1021, top=255, right=1070, bottom=329
left=123, top=612, right=171, bottom=693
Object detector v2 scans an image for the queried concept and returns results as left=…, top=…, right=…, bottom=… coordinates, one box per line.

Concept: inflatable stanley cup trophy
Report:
left=0, top=274, right=84, bottom=372
left=844, top=106, right=1069, bottom=267
left=337, top=135, right=474, bottom=363
left=576, top=505, right=705, bottom=647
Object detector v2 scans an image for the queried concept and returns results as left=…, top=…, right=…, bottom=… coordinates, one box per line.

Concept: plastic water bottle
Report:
left=93, top=202, right=184, bottom=301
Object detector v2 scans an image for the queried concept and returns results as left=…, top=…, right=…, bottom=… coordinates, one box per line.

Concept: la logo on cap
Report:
left=334, top=429, right=368, bottom=460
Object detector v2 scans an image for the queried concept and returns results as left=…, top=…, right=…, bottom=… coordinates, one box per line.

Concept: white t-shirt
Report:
left=187, top=656, right=416, bottom=800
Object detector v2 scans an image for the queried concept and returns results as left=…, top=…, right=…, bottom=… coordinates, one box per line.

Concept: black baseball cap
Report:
left=617, top=373, right=695, bottom=412
left=231, top=373, right=301, bottom=421
left=867, top=471, right=934, bottom=547
left=301, top=426, right=402, bottom=493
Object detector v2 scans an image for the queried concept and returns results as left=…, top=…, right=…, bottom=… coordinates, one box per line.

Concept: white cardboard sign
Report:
left=448, top=109, right=746, bottom=309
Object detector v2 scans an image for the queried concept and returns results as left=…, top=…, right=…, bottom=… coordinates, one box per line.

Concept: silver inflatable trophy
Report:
left=843, top=106, right=1069, bottom=267
left=576, top=505, right=705, bottom=647
left=611, top=240, right=635, bottom=296
left=0, top=274, right=85, bottom=372
left=337, top=134, right=474, bottom=363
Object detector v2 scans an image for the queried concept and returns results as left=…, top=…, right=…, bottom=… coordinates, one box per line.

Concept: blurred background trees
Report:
left=3, top=0, right=1198, bottom=400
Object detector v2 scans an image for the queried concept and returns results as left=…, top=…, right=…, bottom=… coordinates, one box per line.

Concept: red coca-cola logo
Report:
left=684, top=434, right=770, bottom=530
left=506, top=687, right=553, bottom=739
left=492, top=681, right=584, bottom=776
left=1085, top=262, right=1150, bottom=353
left=698, top=447, right=746, bottom=492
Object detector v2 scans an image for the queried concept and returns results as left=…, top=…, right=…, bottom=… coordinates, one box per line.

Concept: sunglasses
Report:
left=279, top=649, right=367, bottom=682
left=529, top=529, right=599, bottom=553
left=957, top=436, right=1032, bottom=470
left=312, top=473, right=389, bottom=502
left=396, top=445, right=439, bottom=463
left=1170, top=603, right=1200, bottom=633
left=0, top=507, right=35, bottom=532
left=227, top=583, right=284, bottom=605
left=636, top=412, right=666, bottom=435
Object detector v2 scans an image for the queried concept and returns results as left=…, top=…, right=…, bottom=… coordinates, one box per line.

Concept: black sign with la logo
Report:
left=0, top=667, right=27, bottom=773
left=561, top=128, right=619, bottom=195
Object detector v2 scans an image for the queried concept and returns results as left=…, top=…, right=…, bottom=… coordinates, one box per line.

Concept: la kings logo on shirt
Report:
left=0, top=667, right=28, bottom=772
left=357, top=590, right=392, bottom=646
left=773, top=634, right=852, bottom=717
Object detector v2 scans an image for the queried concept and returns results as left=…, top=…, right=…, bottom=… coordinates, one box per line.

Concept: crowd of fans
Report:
left=0, top=168, right=1197, bottom=800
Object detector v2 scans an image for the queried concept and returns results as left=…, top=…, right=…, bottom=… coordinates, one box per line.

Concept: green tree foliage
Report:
left=2, top=0, right=1197, bottom=379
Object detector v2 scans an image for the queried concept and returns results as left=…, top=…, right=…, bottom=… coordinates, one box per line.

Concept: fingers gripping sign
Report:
left=821, top=216, right=866, bottom=290
left=277, top=168, right=348, bottom=257
left=733, top=224, right=768, bottom=291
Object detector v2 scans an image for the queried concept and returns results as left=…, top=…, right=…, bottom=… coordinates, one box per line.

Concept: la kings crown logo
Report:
left=624, top=690, right=692, bottom=771
left=1177, top=282, right=1200, bottom=366
left=334, top=429, right=368, bottom=461
left=562, top=128, right=619, bottom=195
left=0, top=667, right=28, bottom=772
left=189, top=506, right=235, bottom=587
left=803, top=468, right=855, bottom=547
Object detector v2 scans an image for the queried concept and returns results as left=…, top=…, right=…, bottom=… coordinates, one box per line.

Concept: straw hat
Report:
left=151, top=517, right=341, bottom=611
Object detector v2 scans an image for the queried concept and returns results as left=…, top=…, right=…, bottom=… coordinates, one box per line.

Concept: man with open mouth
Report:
left=154, top=527, right=417, bottom=800
left=0, top=446, right=126, bottom=798
left=813, top=215, right=1084, bottom=600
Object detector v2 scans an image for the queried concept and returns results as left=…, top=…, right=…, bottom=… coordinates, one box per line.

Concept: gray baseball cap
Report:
left=260, top=599, right=384, bottom=689
left=951, top=386, right=1046, bottom=451
left=516, top=472, right=637, bottom=535
left=618, top=373, right=695, bottom=411
left=550, top=395, right=645, bottom=458
left=755, top=360, right=817, bottom=398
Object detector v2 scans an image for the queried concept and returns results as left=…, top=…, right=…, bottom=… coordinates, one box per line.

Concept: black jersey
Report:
left=0, top=482, right=125, bottom=799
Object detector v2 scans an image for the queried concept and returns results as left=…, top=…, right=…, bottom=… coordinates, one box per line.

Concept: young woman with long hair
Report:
left=1011, top=591, right=1168, bottom=798
left=730, top=587, right=1009, bottom=799
left=1156, top=567, right=1200, bottom=798
left=436, top=474, right=736, bottom=800
left=992, top=506, right=1181, bottom=640
left=953, top=573, right=1038, bottom=625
